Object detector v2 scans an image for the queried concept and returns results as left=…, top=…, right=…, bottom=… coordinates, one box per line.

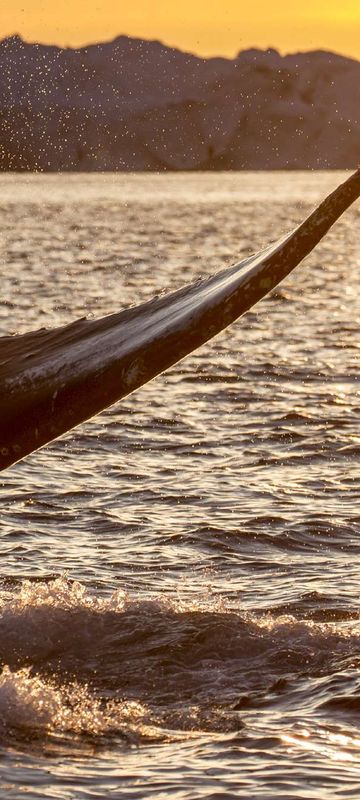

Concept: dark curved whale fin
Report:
left=1, top=169, right=360, bottom=471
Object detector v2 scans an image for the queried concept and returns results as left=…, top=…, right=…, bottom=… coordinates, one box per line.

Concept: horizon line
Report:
left=1, top=31, right=357, bottom=64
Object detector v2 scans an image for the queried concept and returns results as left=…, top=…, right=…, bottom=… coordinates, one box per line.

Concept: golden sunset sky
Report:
left=2, top=0, right=360, bottom=59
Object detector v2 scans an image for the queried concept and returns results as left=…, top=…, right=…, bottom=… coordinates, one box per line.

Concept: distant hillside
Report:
left=1, top=34, right=360, bottom=170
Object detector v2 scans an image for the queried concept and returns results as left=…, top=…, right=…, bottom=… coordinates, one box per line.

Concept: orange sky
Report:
left=2, top=0, right=360, bottom=59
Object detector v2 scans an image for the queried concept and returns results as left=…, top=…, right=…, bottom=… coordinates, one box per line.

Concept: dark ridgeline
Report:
left=1, top=33, right=360, bottom=171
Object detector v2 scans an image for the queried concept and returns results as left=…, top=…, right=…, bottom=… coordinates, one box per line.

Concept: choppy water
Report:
left=0, top=171, right=360, bottom=798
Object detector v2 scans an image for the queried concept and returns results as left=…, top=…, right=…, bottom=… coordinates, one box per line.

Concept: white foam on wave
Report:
left=0, top=664, right=236, bottom=743
left=0, top=577, right=126, bottom=662
left=0, top=577, right=359, bottom=743
left=0, top=665, right=110, bottom=735
left=0, top=578, right=161, bottom=742
left=0, top=576, right=357, bottom=668
left=0, top=577, right=228, bottom=743
left=0, top=663, right=162, bottom=743
left=4, top=575, right=127, bottom=612
left=0, top=576, right=226, bottom=660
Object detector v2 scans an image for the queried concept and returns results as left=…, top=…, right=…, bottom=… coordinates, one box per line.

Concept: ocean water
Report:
left=0, top=171, right=360, bottom=799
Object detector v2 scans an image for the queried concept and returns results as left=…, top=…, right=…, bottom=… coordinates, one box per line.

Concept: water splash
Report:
left=0, top=666, right=116, bottom=738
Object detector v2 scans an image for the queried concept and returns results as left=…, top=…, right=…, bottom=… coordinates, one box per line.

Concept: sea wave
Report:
left=0, top=577, right=360, bottom=748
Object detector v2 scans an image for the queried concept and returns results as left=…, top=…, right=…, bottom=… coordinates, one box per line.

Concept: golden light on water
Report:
left=282, top=726, right=360, bottom=764
left=1, top=0, right=360, bottom=59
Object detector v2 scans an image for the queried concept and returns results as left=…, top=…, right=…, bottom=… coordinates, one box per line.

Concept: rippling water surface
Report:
left=0, top=171, right=360, bottom=798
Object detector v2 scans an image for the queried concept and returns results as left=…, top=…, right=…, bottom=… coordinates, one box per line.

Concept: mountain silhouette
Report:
left=1, top=34, right=359, bottom=170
